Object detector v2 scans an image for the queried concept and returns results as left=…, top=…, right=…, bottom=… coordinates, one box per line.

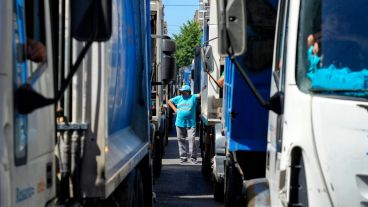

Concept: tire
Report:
left=140, top=155, right=153, bottom=207
left=201, top=142, right=211, bottom=177
left=115, top=169, right=144, bottom=207
left=164, top=111, right=169, bottom=146
left=201, top=126, right=212, bottom=177
left=153, top=135, right=163, bottom=178
left=213, top=179, right=224, bottom=202
left=224, top=160, right=242, bottom=207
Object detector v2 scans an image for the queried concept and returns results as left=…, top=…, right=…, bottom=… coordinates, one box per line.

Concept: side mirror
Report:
left=161, top=55, right=176, bottom=83
left=202, top=46, right=213, bottom=72
left=71, top=0, right=112, bottom=41
left=268, top=91, right=283, bottom=115
left=217, top=0, right=247, bottom=56
left=161, top=39, right=176, bottom=83
left=15, top=85, right=54, bottom=115
left=162, top=38, right=176, bottom=54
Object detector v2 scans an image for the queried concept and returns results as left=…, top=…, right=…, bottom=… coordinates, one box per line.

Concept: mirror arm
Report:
left=206, top=71, right=222, bottom=88
left=272, top=71, right=280, bottom=91
left=202, top=37, right=219, bottom=47
left=55, top=40, right=93, bottom=101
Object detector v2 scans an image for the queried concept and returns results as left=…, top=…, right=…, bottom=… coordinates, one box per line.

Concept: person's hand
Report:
left=312, top=42, right=319, bottom=55
left=307, top=33, right=321, bottom=47
left=27, top=38, right=47, bottom=62
left=217, top=76, right=224, bottom=88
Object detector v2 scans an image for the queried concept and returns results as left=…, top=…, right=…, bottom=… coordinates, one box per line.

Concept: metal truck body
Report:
left=0, top=0, right=154, bottom=206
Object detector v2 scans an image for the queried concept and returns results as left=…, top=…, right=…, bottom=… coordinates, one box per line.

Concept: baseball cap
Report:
left=179, top=85, right=191, bottom=91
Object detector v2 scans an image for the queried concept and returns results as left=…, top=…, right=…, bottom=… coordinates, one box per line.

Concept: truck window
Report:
left=244, top=0, right=277, bottom=72
left=25, top=0, right=47, bottom=63
left=13, top=0, right=48, bottom=166
left=274, top=0, right=289, bottom=92
left=296, top=0, right=368, bottom=97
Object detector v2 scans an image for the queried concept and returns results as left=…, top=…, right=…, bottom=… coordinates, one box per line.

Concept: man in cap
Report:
left=167, top=85, right=200, bottom=164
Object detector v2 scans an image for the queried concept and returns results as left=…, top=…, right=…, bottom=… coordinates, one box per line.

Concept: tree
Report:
left=173, top=20, right=202, bottom=69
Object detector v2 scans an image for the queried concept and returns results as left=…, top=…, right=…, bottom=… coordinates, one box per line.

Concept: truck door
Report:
left=266, top=0, right=288, bottom=203
left=10, top=0, right=55, bottom=205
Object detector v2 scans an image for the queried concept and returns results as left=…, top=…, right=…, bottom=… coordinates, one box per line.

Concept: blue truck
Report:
left=0, top=0, right=175, bottom=206
left=198, top=0, right=278, bottom=205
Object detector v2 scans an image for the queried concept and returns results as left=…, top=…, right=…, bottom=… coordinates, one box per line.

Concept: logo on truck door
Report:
left=16, top=186, right=35, bottom=203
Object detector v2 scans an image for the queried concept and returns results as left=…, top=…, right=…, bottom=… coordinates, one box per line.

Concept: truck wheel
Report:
left=153, top=135, right=163, bottom=178
left=164, top=115, right=169, bottom=146
left=115, top=168, right=144, bottom=207
left=140, top=155, right=153, bottom=207
left=201, top=143, right=211, bottom=177
left=224, top=161, right=242, bottom=207
left=213, top=179, right=224, bottom=202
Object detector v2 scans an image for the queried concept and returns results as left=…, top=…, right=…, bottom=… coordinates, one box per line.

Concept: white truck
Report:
left=0, top=0, right=173, bottom=206
left=199, top=0, right=225, bottom=182
left=217, top=0, right=368, bottom=206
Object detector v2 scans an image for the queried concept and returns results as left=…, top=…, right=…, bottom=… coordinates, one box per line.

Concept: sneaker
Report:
left=180, top=158, right=188, bottom=163
left=190, top=158, right=198, bottom=164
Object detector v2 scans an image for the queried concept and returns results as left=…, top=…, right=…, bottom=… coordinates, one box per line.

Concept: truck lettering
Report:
left=16, top=186, right=35, bottom=203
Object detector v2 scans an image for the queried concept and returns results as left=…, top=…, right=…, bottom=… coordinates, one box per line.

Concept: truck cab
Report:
left=1, top=0, right=155, bottom=206
left=215, top=0, right=368, bottom=206
left=1, top=0, right=55, bottom=205
left=267, top=0, right=368, bottom=206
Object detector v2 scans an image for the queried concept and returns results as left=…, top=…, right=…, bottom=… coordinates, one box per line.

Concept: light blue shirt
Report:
left=170, top=94, right=199, bottom=128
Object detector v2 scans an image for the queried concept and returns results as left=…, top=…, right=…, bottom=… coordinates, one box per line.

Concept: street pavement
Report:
left=153, top=134, right=223, bottom=207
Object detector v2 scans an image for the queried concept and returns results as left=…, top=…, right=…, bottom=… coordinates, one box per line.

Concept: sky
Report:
left=162, top=0, right=200, bottom=37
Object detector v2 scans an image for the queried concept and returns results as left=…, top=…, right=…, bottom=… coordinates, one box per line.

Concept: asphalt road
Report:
left=153, top=135, right=223, bottom=207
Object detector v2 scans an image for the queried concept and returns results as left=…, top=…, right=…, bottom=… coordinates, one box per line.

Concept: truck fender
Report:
left=214, top=123, right=226, bottom=155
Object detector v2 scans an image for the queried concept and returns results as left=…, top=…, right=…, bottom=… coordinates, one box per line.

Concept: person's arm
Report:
left=27, top=38, right=47, bottom=62
left=216, top=76, right=224, bottom=88
left=166, top=99, right=177, bottom=113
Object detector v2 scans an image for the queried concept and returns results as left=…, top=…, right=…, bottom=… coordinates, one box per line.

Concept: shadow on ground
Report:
left=153, top=137, right=223, bottom=207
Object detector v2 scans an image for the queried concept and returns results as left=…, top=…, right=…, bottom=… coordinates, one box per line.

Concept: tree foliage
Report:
left=173, top=20, right=202, bottom=69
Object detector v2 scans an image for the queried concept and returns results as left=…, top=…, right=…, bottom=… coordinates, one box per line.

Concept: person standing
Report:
left=167, top=85, right=200, bottom=164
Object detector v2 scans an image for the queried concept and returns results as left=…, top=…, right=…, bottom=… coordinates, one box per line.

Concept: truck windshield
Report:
left=296, top=0, right=368, bottom=98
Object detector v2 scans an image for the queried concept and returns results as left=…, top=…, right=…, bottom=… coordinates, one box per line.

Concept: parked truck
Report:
left=150, top=0, right=176, bottom=178
left=198, top=0, right=225, bottom=183
left=0, top=0, right=174, bottom=206
left=217, top=0, right=368, bottom=206
left=197, top=0, right=278, bottom=204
